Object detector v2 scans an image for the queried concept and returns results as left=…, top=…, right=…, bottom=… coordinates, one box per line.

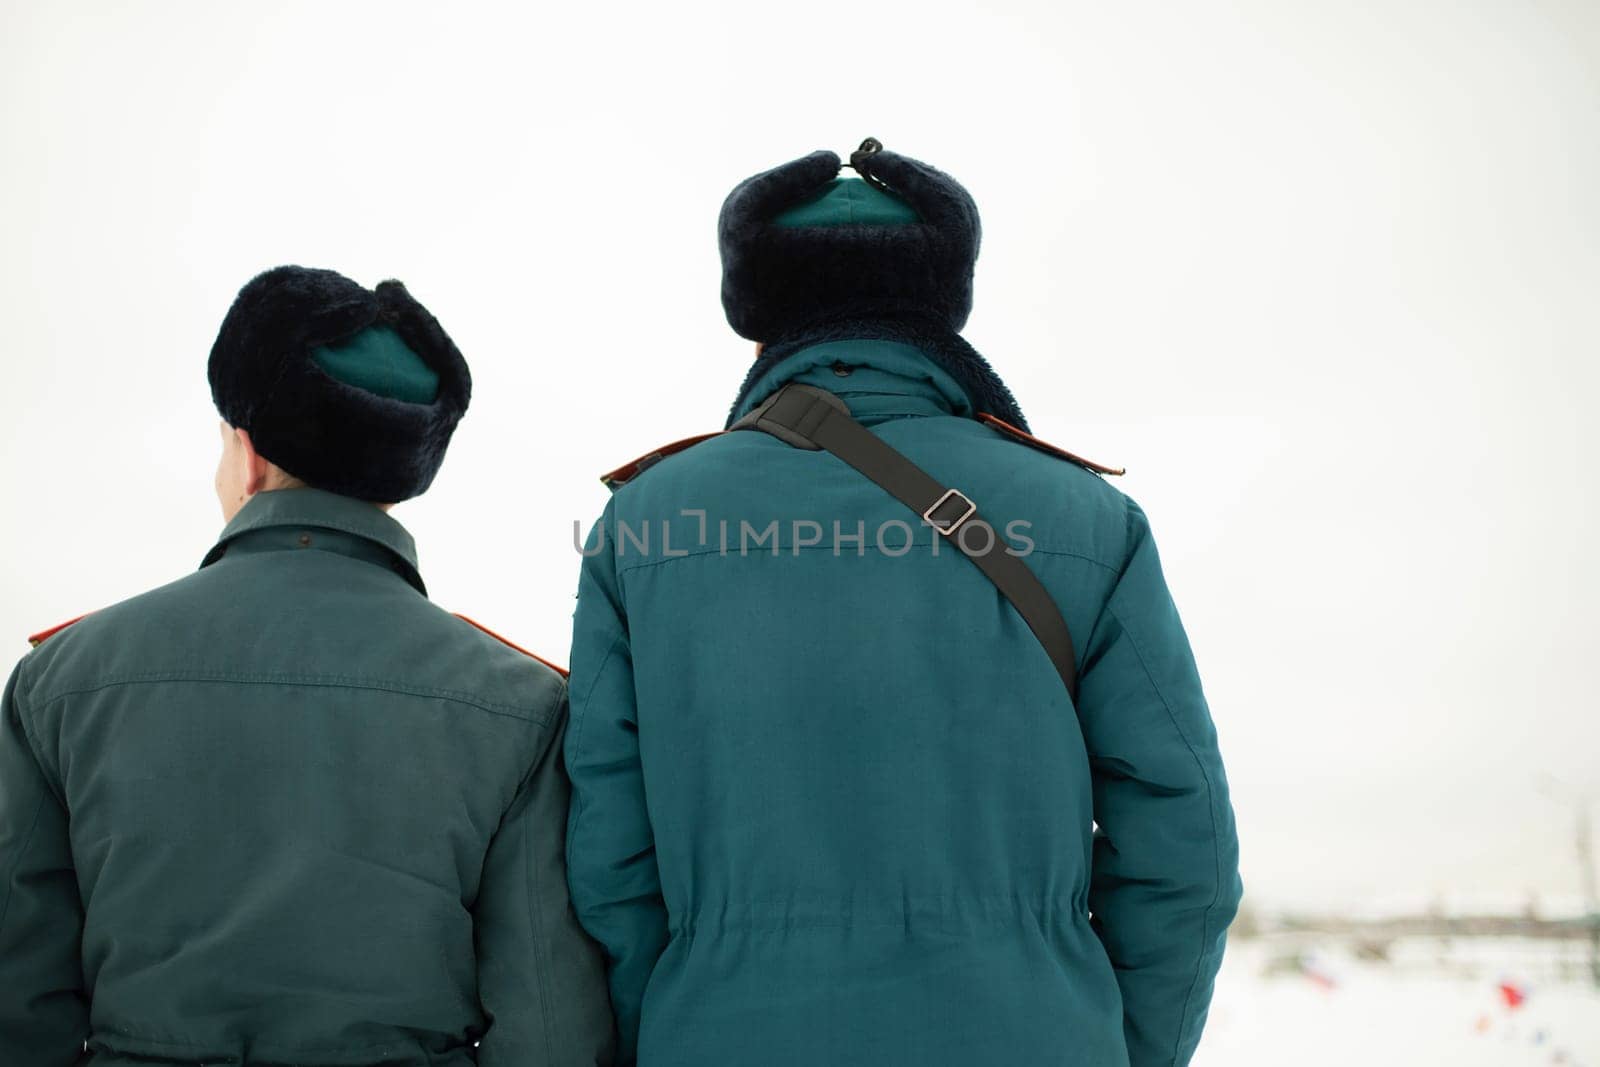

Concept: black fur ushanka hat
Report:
left=208, top=266, right=471, bottom=503
left=718, top=142, right=982, bottom=342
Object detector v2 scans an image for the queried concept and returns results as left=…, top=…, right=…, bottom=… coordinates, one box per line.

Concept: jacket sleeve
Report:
left=1079, top=497, right=1243, bottom=1067
left=564, top=508, right=668, bottom=1066
left=474, top=693, right=617, bottom=1067
left=0, top=660, right=88, bottom=1064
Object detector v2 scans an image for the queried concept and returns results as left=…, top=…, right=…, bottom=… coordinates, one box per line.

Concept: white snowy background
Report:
left=2, top=1, right=1597, bottom=1061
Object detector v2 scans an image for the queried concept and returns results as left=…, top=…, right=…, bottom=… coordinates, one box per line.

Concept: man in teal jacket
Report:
left=0, top=267, right=615, bottom=1065
left=566, top=143, right=1242, bottom=1066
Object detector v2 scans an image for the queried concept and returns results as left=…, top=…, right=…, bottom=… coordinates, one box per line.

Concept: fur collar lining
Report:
left=726, top=310, right=1028, bottom=431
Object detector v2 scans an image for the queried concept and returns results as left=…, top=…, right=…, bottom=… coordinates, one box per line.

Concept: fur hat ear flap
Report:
left=372, top=279, right=472, bottom=422
left=853, top=150, right=982, bottom=246
left=720, top=151, right=843, bottom=242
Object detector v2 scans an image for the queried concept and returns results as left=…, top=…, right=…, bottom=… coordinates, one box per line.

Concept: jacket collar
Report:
left=200, top=487, right=426, bottom=595
left=725, top=311, right=1029, bottom=430
left=730, top=339, right=976, bottom=426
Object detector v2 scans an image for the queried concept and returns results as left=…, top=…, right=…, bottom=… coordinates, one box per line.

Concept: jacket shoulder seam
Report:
left=600, top=431, right=725, bottom=490
left=453, top=613, right=569, bottom=679
left=562, top=631, right=626, bottom=875
left=27, top=671, right=553, bottom=727
left=977, top=412, right=1125, bottom=476
left=8, top=682, right=68, bottom=808
left=0, top=774, right=47, bottom=944
left=612, top=541, right=1124, bottom=578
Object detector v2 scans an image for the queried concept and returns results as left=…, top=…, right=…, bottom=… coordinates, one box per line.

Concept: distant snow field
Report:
left=1192, top=938, right=1600, bottom=1066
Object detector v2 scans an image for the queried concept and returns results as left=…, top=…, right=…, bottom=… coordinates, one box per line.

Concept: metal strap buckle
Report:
left=923, top=487, right=977, bottom=536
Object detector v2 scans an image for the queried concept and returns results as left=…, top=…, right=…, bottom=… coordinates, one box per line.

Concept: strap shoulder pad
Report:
left=28, top=613, right=91, bottom=649
left=600, top=431, right=724, bottom=490
left=453, top=614, right=569, bottom=679
left=978, top=414, right=1125, bottom=477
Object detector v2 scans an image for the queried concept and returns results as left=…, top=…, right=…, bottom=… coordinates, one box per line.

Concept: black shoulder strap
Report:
left=731, top=384, right=1079, bottom=701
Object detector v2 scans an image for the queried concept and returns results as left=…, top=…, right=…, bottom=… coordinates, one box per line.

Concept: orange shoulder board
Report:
left=600, top=431, right=724, bottom=490
left=978, top=413, right=1125, bottom=477
left=453, top=613, right=569, bottom=679
left=28, top=613, right=91, bottom=649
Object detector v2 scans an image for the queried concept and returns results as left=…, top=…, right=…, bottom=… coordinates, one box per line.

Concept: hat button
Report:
left=849, top=138, right=890, bottom=192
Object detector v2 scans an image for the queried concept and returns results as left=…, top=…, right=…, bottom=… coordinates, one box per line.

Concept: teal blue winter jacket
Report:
left=566, top=340, right=1242, bottom=1067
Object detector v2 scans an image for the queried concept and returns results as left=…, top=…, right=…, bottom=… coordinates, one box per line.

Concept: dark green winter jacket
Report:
left=566, top=340, right=1242, bottom=1067
left=0, top=488, right=615, bottom=1066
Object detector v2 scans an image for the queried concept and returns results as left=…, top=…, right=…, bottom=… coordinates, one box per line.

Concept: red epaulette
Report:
left=978, top=413, right=1126, bottom=477
left=453, top=614, right=570, bottom=679
left=27, top=613, right=90, bottom=649
left=600, top=432, right=724, bottom=490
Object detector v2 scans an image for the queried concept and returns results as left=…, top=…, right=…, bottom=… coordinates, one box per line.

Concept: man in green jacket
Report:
left=565, top=143, right=1242, bottom=1065
left=0, top=266, right=615, bottom=1066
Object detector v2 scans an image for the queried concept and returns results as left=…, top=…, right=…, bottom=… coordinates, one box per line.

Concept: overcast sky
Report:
left=2, top=0, right=1595, bottom=914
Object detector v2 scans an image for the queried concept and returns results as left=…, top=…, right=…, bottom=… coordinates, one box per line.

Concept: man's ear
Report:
left=236, top=428, right=274, bottom=497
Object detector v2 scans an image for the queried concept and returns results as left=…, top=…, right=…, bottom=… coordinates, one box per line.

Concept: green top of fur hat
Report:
left=312, top=325, right=439, bottom=404
left=773, top=177, right=920, bottom=228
